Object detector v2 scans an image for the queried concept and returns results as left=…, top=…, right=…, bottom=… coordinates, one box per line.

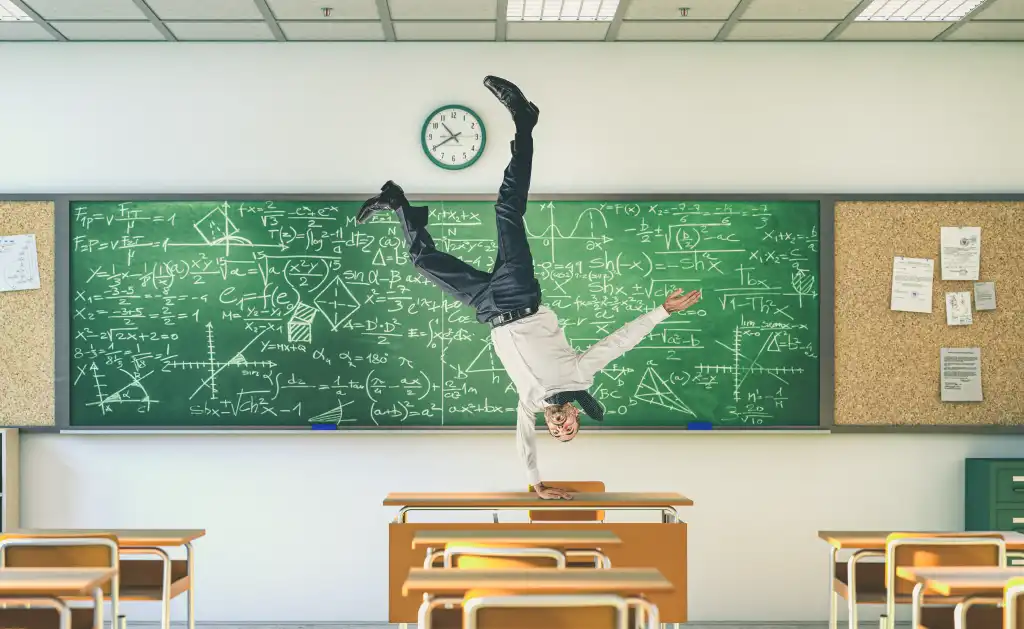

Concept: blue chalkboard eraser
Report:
left=310, top=423, right=338, bottom=430
left=687, top=422, right=713, bottom=430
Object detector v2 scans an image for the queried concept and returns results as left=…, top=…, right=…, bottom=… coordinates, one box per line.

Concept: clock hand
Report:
left=432, top=135, right=457, bottom=151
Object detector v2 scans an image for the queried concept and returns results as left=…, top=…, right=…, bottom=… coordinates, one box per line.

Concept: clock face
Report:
left=421, top=105, right=486, bottom=170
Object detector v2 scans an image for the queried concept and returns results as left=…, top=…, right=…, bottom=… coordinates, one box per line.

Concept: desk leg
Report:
left=828, top=545, right=837, bottom=629
left=186, top=541, right=196, bottom=629
left=92, top=586, right=104, bottom=629
left=911, top=582, right=923, bottom=629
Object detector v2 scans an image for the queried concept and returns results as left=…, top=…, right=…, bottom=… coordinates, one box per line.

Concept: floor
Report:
left=127, top=624, right=901, bottom=629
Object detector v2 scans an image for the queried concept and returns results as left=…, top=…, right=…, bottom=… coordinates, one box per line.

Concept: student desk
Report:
left=7, top=528, right=205, bottom=629
left=819, top=531, right=1024, bottom=629
left=386, top=492, right=692, bottom=624
left=896, top=567, right=1024, bottom=629
left=0, top=568, right=116, bottom=629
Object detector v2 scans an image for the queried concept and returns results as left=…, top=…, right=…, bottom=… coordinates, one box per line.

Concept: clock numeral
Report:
left=471, top=145, right=476, bottom=151
left=471, top=123, right=476, bottom=129
left=427, top=133, right=432, bottom=140
left=440, top=152, right=444, bottom=159
left=452, top=155, right=457, bottom=163
left=462, top=153, right=467, bottom=160
left=432, top=123, right=439, bottom=129
left=475, top=134, right=480, bottom=140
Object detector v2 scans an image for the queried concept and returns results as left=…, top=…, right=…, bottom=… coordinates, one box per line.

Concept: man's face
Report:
left=546, top=404, right=580, bottom=442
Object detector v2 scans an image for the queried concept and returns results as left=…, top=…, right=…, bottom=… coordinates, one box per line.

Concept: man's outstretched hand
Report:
left=663, top=288, right=701, bottom=314
left=535, top=484, right=573, bottom=500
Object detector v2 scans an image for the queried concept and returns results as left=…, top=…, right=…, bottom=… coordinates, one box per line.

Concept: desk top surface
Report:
left=0, top=568, right=117, bottom=596
left=412, top=530, right=622, bottom=548
left=895, top=567, right=1024, bottom=596
left=385, top=492, right=693, bottom=508
left=402, top=567, right=673, bottom=596
left=5, top=528, right=207, bottom=546
left=818, top=530, right=1024, bottom=550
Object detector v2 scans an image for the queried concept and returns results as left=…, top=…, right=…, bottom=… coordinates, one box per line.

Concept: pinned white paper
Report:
left=0, top=234, right=41, bottom=292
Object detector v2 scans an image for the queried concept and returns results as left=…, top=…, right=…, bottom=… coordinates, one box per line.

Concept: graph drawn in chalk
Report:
left=309, top=400, right=355, bottom=425
left=165, top=323, right=278, bottom=400
left=635, top=367, right=696, bottom=416
left=86, top=366, right=157, bottom=414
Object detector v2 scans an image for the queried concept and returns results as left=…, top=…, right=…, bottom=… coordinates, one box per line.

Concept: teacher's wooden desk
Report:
left=385, top=492, right=693, bottom=624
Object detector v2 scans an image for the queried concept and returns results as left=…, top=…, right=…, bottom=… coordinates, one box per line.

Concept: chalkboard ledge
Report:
left=51, top=427, right=833, bottom=435
left=831, top=425, right=1024, bottom=434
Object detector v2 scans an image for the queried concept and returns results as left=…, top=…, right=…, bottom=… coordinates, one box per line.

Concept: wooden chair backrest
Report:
left=461, top=590, right=621, bottom=629
left=529, top=481, right=605, bottom=521
left=0, top=533, right=118, bottom=595
left=885, top=533, right=1003, bottom=595
left=446, top=543, right=562, bottom=569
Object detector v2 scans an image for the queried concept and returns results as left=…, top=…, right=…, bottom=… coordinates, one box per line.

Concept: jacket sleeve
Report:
left=516, top=400, right=542, bottom=487
left=577, top=305, right=671, bottom=378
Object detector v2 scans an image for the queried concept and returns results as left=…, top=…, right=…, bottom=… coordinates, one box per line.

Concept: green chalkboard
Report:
left=68, top=198, right=822, bottom=428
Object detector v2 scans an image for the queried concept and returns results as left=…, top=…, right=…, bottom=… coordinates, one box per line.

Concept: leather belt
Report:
left=489, top=306, right=539, bottom=328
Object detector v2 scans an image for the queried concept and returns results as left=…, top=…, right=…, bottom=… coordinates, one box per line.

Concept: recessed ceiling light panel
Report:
left=855, top=0, right=987, bottom=21
left=507, top=0, right=620, bottom=21
left=0, top=0, right=32, bottom=22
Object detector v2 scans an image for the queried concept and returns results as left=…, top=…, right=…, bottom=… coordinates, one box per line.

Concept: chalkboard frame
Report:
left=38, top=192, right=835, bottom=432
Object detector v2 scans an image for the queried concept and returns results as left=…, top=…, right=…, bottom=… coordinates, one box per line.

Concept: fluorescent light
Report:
left=507, top=0, right=620, bottom=21
left=0, top=0, right=31, bottom=22
left=855, top=0, right=987, bottom=21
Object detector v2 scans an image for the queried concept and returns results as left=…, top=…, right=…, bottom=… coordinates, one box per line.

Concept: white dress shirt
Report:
left=489, top=304, right=671, bottom=487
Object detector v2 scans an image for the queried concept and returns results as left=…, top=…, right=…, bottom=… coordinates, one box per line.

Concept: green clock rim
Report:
left=421, top=104, right=486, bottom=171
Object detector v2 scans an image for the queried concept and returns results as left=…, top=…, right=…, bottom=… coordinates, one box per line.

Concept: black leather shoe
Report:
left=357, top=180, right=406, bottom=224
left=483, top=75, right=539, bottom=129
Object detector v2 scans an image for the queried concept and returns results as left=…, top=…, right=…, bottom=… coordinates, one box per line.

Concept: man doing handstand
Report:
left=357, top=76, right=701, bottom=499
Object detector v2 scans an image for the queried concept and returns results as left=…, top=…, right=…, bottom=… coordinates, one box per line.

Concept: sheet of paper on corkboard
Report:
left=0, top=201, right=54, bottom=426
left=835, top=201, right=1023, bottom=426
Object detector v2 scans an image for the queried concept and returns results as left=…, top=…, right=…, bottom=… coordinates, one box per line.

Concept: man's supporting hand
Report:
left=663, top=288, right=701, bottom=314
left=534, top=483, right=573, bottom=500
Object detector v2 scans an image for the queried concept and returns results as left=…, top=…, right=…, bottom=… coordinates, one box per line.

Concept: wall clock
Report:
left=421, top=104, right=486, bottom=170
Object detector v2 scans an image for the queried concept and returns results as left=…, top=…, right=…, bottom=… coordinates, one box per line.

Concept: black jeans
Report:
left=396, top=133, right=542, bottom=324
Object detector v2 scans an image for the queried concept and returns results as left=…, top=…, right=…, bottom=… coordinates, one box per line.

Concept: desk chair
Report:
left=834, top=533, right=1005, bottom=629
left=462, top=591, right=658, bottom=629
left=0, top=534, right=120, bottom=629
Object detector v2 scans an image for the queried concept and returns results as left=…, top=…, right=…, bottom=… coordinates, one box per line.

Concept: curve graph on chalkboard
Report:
left=68, top=198, right=822, bottom=428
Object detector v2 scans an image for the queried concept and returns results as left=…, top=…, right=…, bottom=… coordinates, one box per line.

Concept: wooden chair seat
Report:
left=919, top=604, right=1002, bottom=629
left=0, top=607, right=95, bottom=629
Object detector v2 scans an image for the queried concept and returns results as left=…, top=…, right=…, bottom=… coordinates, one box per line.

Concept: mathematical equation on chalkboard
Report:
left=69, top=199, right=821, bottom=427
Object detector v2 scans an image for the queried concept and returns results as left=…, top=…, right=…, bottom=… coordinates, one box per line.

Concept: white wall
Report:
left=4, top=42, right=1024, bottom=623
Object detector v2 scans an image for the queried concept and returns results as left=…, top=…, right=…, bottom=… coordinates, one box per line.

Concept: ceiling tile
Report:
left=838, top=21, right=949, bottom=39
left=946, top=20, right=1024, bottom=38
left=166, top=21, right=274, bottom=40
left=625, top=0, right=740, bottom=20
left=144, top=0, right=263, bottom=20
left=506, top=21, right=608, bottom=39
left=742, top=0, right=862, bottom=20
left=388, top=0, right=497, bottom=20
left=728, top=20, right=837, bottom=39
left=267, top=0, right=380, bottom=20
left=0, top=21, right=55, bottom=39
left=20, top=0, right=144, bottom=20
left=973, top=0, right=1024, bottom=19
left=280, top=20, right=384, bottom=39
left=393, top=20, right=495, bottom=40
left=51, top=20, right=163, bottom=39
left=616, top=20, right=722, bottom=38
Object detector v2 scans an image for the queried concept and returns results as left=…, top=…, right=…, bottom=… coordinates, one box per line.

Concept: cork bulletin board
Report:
left=834, top=201, right=1023, bottom=427
left=0, top=201, right=55, bottom=427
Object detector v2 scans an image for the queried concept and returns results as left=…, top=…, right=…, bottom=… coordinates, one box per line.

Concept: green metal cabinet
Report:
left=965, top=458, right=1024, bottom=532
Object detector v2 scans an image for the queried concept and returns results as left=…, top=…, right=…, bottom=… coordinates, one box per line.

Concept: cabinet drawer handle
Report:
left=1013, top=476, right=1024, bottom=483
left=1014, top=518, right=1024, bottom=524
